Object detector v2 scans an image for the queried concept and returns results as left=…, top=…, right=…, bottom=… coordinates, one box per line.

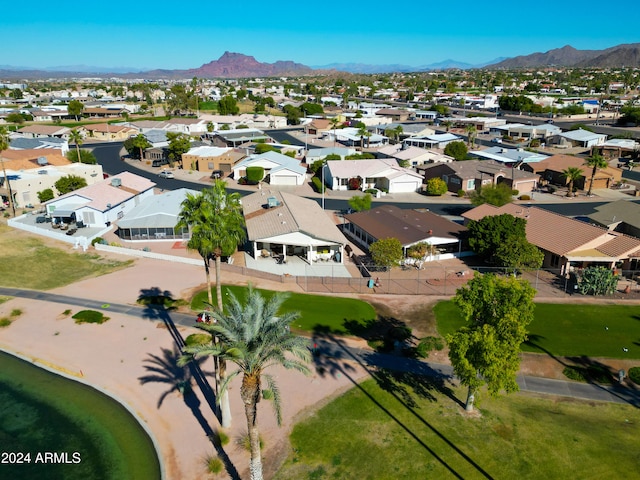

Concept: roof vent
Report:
left=37, top=156, right=48, bottom=165
left=267, top=196, right=279, bottom=208
left=38, top=170, right=47, bottom=175
left=110, top=178, right=122, bottom=187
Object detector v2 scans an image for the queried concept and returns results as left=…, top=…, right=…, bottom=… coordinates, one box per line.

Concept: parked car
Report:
left=158, top=170, right=174, bottom=179
left=210, top=170, right=223, bottom=179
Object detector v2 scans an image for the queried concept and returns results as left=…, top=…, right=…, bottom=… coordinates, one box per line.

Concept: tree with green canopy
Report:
left=447, top=273, right=535, bottom=412
left=348, top=193, right=372, bottom=212
left=584, top=153, right=609, bottom=196
left=369, top=237, right=403, bottom=271
left=54, top=174, right=87, bottom=195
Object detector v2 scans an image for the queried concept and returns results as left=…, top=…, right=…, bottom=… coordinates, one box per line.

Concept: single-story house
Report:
left=204, top=128, right=270, bottom=148
left=491, top=123, right=561, bottom=141
left=305, top=147, right=357, bottom=164
left=470, top=146, right=550, bottom=165
left=233, top=151, right=307, bottom=186
left=44, top=171, right=155, bottom=228
left=588, top=200, right=640, bottom=240
left=344, top=205, right=468, bottom=262
left=380, top=145, right=454, bottom=167
left=324, top=158, right=424, bottom=193
left=462, top=203, right=640, bottom=274
left=422, top=159, right=539, bottom=194
left=323, top=127, right=387, bottom=148
left=14, top=125, right=71, bottom=139
left=116, top=188, right=198, bottom=241
left=403, top=133, right=460, bottom=149
left=549, top=128, right=607, bottom=149
left=242, top=190, right=345, bottom=264
left=82, top=123, right=138, bottom=141
left=181, top=146, right=245, bottom=175
left=521, top=154, right=622, bottom=191
left=593, top=139, right=639, bottom=162
left=9, top=137, right=69, bottom=155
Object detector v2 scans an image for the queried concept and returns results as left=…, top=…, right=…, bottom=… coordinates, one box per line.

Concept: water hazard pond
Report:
left=0, top=350, right=161, bottom=480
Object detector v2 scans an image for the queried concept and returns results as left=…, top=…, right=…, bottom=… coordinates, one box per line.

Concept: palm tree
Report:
left=180, top=288, right=311, bottom=480
left=561, top=166, right=583, bottom=197
left=464, top=124, right=477, bottom=147
left=442, top=120, right=453, bottom=132
left=329, top=117, right=340, bottom=147
left=584, top=153, right=609, bottom=196
left=175, top=181, right=246, bottom=428
left=69, top=128, right=84, bottom=163
left=0, top=126, right=15, bottom=216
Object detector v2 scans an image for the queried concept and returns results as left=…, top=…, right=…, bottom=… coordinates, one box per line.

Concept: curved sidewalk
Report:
left=1, top=286, right=638, bottom=408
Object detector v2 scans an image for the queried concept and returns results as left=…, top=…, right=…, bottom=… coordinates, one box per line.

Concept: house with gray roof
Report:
left=116, top=188, right=198, bottom=241
left=324, top=158, right=423, bottom=193
left=242, top=190, right=346, bottom=264
left=470, top=146, right=549, bottom=165
left=550, top=128, right=607, bottom=149
left=9, top=137, right=69, bottom=154
left=305, top=147, right=357, bottom=164
left=588, top=200, right=640, bottom=240
left=422, top=159, right=539, bottom=194
left=403, top=133, right=460, bottom=149
left=233, top=151, right=307, bottom=186
left=45, top=171, right=156, bottom=228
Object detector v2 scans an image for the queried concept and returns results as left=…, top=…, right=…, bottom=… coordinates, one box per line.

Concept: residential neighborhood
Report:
left=2, top=62, right=640, bottom=480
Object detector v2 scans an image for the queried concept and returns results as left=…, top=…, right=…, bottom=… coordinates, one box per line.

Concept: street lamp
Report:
left=321, top=161, right=325, bottom=210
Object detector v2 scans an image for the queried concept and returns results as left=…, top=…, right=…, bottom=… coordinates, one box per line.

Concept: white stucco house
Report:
left=233, top=151, right=307, bottom=186
left=45, top=171, right=156, bottom=228
left=323, top=158, right=423, bottom=193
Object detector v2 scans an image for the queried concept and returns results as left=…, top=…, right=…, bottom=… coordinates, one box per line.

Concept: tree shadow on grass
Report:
left=138, top=286, right=240, bottom=480
left=525, top=338, right=640, bottom=408
left=311, top=328, right=491, bottom=479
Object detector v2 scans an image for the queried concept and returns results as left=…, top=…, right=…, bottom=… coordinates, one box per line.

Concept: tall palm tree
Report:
left=0, top=126, right=15, bottom=216
left=69, top=128, right=84, bottom=163
left=464, top=124, right=477, bottom=147
left=584, top=153, right=609, bottom=196
left=180, top=288, right=311, bottom=480
left=175, top=180, right=246, bottom=427
left=561, top=166, right=583, bottom=197
left=329, top=117, right=340, bottom=147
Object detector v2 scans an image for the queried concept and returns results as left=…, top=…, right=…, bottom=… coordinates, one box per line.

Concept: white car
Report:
left=158, top=170, right=174, bottom=179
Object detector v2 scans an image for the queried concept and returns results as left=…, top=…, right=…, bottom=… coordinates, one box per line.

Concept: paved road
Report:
left=2, top=286, right=638, bottom=408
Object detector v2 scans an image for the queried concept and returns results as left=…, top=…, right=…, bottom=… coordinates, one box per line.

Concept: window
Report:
left=467, top=179, right=475, bottom=190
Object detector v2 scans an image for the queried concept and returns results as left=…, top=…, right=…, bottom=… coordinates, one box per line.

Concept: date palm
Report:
left=584, top=153, right=609, bottom=196
left=69, top=128, right=84, bottom=163
left=561, top=166, right=583, bottom=197
left=175, top=180, right=246, bottom=427
left=465, top=124, right=477, bottom=147
left=180, top=288, right=311, bottom=480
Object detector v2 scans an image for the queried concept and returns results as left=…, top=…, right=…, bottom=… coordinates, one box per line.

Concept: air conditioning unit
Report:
left=110, top=178, right=122, bottom=187
left=37, top=156, right=48, bottom=165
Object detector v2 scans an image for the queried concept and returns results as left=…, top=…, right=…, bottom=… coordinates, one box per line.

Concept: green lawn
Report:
left=275, top=376, right=640, bottom=479
left=190, top=285, right=376, bottom=334
left=434, top=301, right=640, bottom=359
left=0, top=225, right=132, bottom=290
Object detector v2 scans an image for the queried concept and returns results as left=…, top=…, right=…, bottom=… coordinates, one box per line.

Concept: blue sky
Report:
left=1, top=1, right=635, bottom=70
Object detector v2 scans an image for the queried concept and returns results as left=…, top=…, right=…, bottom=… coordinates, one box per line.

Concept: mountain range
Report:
left=0, top=44, right=638, bottom=79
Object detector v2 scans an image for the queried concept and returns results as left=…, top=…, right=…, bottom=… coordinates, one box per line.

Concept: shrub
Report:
left=457, top=189, right=466, bottom=197
left=37, top=188, right=54, bottom=203
left=72, top=310, right=109, bottom=324
left=628, top=366, right=640, bottom=384
left=91, top=237, right=105, bottom=246
left=245, top=166, right=264, bottom=184
left=238, top=433, right=263, bottom=451
left=547, top=185, right=556, bottom=193
left=519, top=194, right=531, bottom=201
left=415, top=336, right=445, bottom=358
left=205, top=456, right=223, bottom=474
left=348, top=177, right=362, bottom=190
left=311, top=176, right=325, bottom=193
left=426, top=177, right=448, bottom=196
left=0, top=318, right=11, bottom=328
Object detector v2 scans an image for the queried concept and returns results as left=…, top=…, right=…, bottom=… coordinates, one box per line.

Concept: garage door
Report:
left=390, top=181, right=419, bottom=193
left=273, top=175, right=298, bottom=186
